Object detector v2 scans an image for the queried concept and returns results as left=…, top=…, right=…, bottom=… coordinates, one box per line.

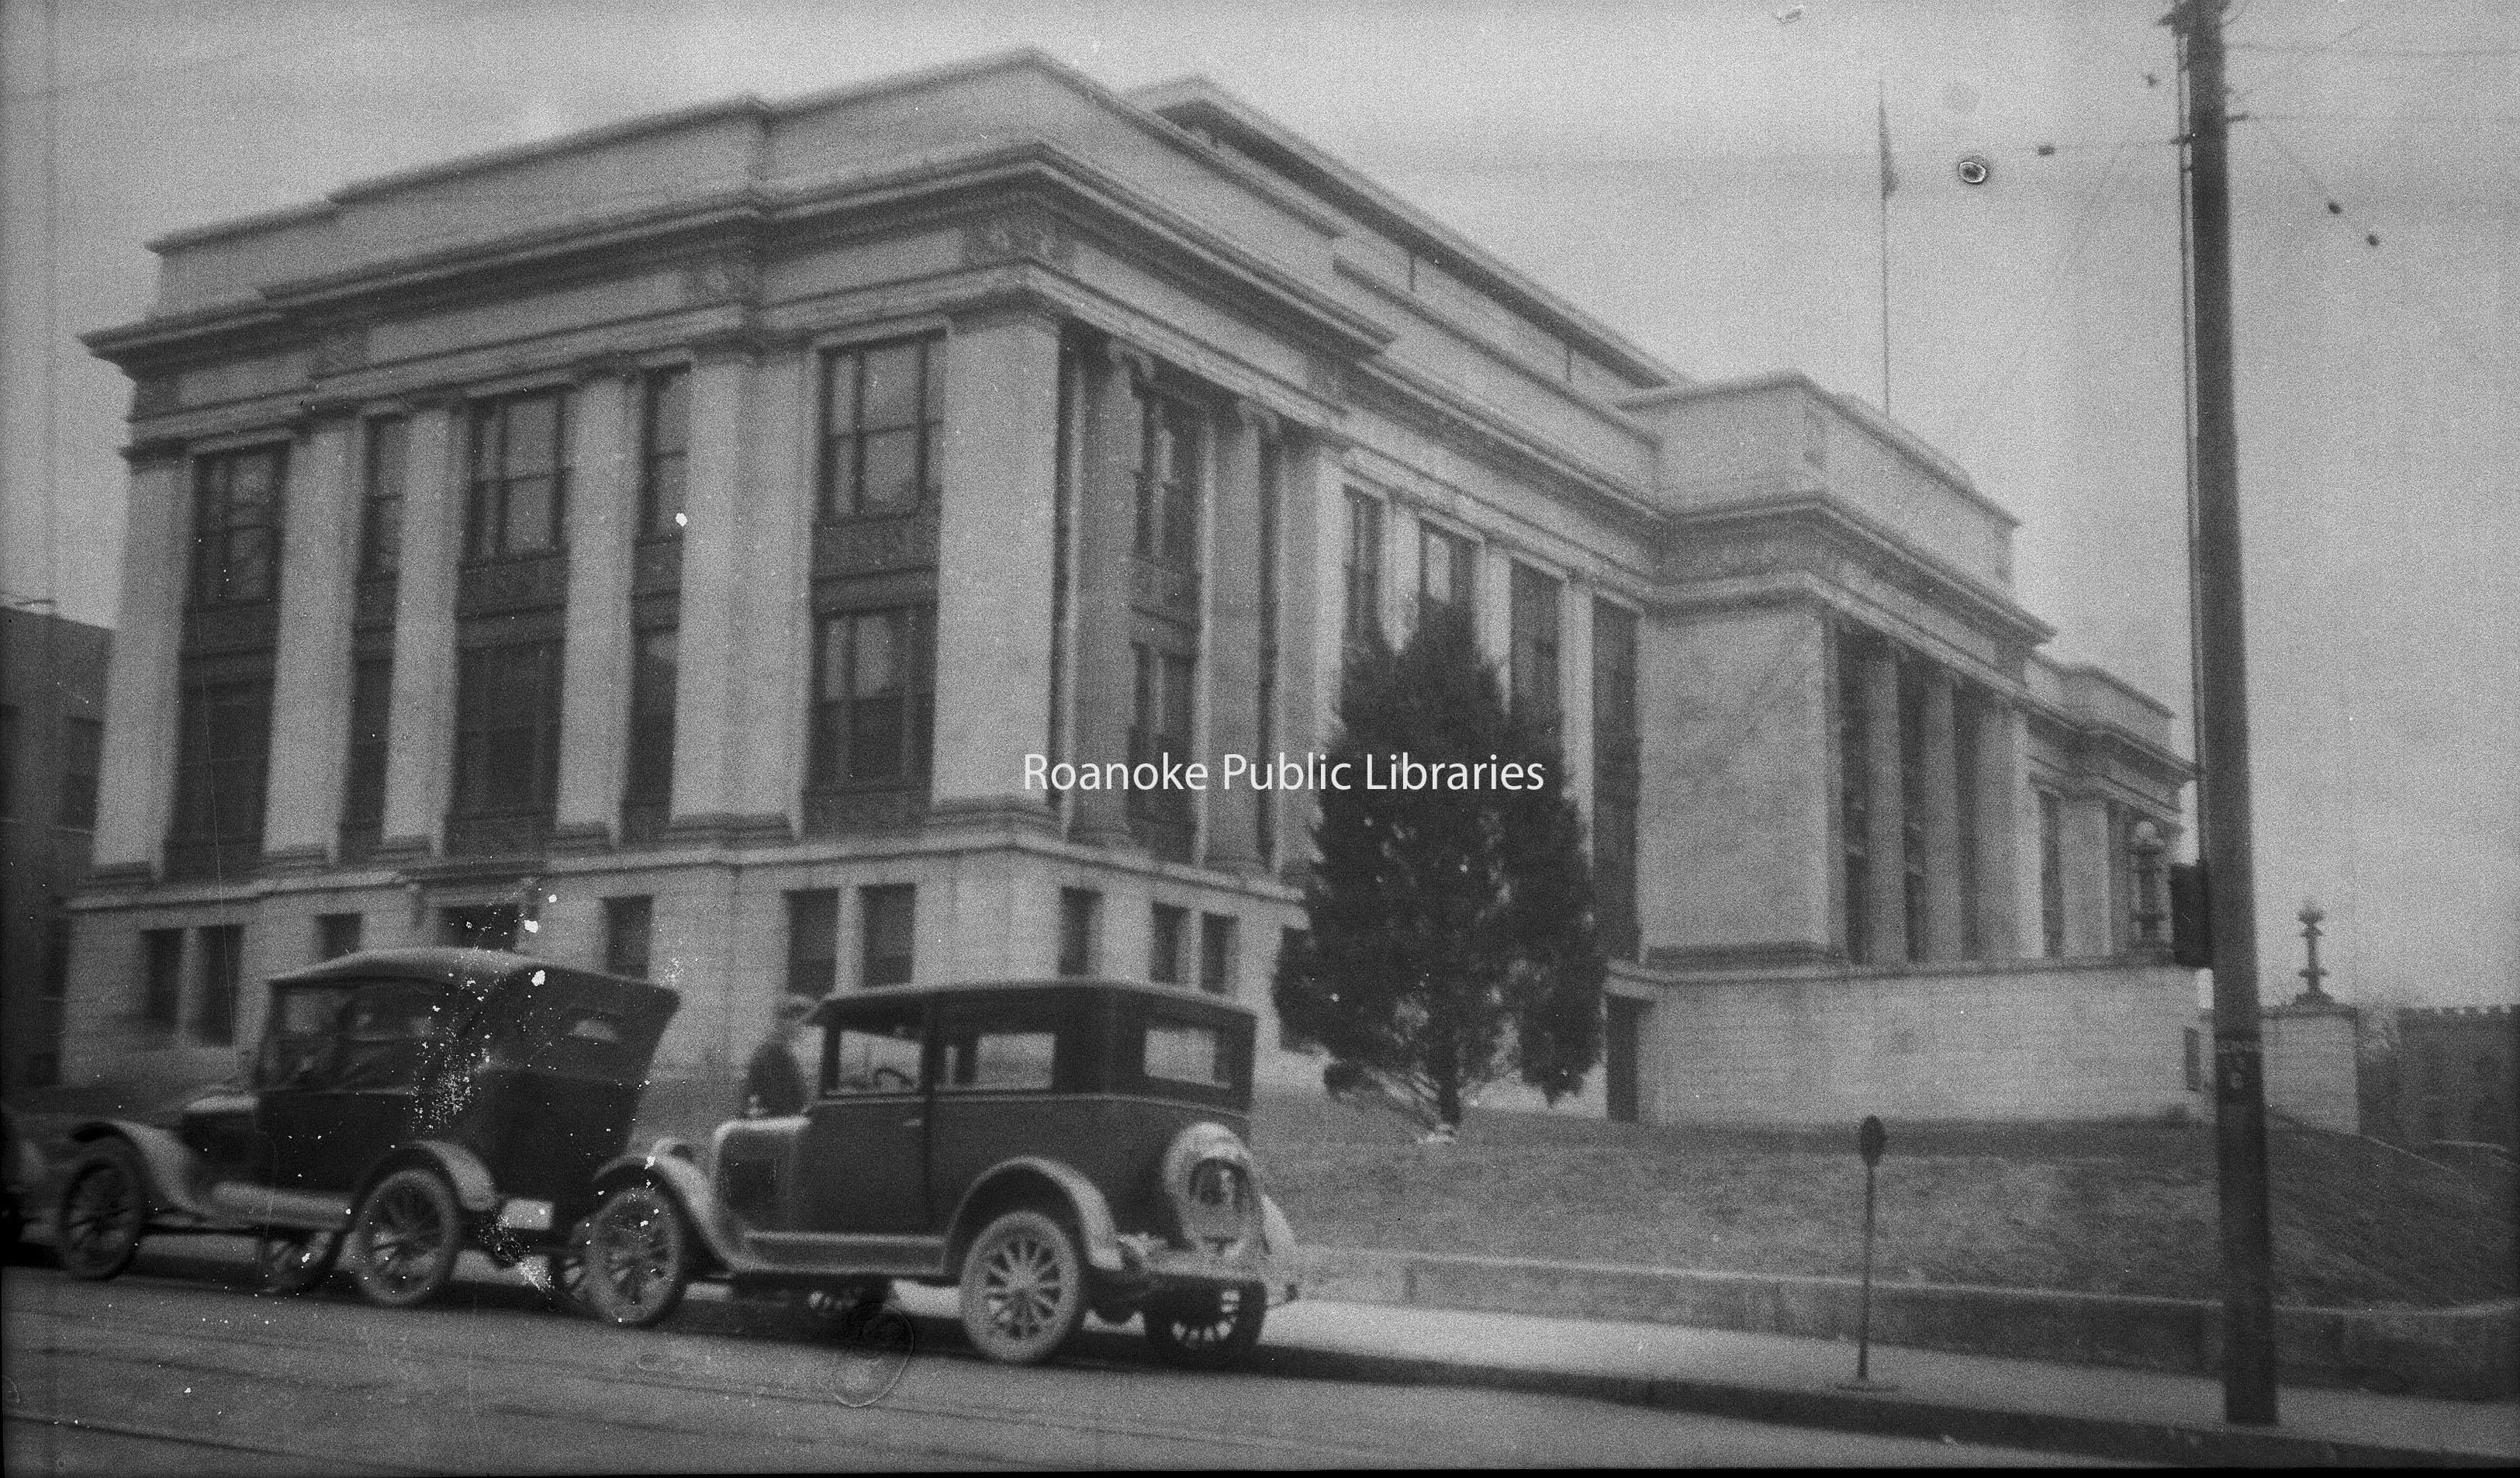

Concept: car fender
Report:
left=590, top=1139, right=741, bottom=1272
left=65, top=1120, right=214, bottom=1221
left=947, top=1157, right=1124, bottom=1275
left=353, top=1139, right=501, bottom=1217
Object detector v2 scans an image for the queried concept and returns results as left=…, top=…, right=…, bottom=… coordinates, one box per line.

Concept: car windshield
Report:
left=332, top=981, right=453, bottom=1089
left=255, top=985, right=354, bottom=1089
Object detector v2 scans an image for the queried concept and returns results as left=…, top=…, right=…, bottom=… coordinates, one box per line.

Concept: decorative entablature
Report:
left=1649, top=494, right=2051, bottom=693
left=2021, top=657, right=2190, bottom=814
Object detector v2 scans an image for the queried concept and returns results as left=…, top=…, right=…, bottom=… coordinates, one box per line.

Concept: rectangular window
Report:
left=2038, top=791, right=2066, bottom=957
left=439, top=904, right=520, bottom=951
left=316, top=912, right=362, bottom=961
left=603, top=896, right=654, bottom=979
left=465, top=389, right=569, bottom=561
left=830, top=1012, right=925, bottom=1095
left=1057, top=888, right=1099, bottom=978
left=58, top=715, right=102, bottom=830
left=785, top=889, right=838, bottom=998
left=942, top=1019, right=1058, bottom=1092
left=624, top=628, right=679, bottom=805
left=1343, top=490, right=1384, bottom=652
left=141, top=928, right=185, bottom=1028
left=810, top=607, right=935, bottom=788
left=1149, top=903, right=1188, bottom=985
left=1198, top=912, right=1236, bottom=996
left=1418, top=521, right=1476, bottom=632
left=171, top=675, right=274, bottom=857
left=860, top=884, right=915, bottom=988
left=190, top=445, right=286, bottom=607
left=451, top=641, right=563, bottom=818
left=360, top=416, right=407, bottom=576
left=820, top=337, right=943, bottom=518
left=1838, top=640, right=1873, bottom=964
left=1142, top=1019, right=1232, bottom=1089
left=1129, top=645, right=1195, bottom=827
left=1136, top=393, right=1201, bottom=568
left=638, top=365, right=690, bottom=538
left=1509, top=562, right=1561, bottom=729
left=195, top=924, right=243, bottom=1045
left=341, top=655, right=392, bottom=839
left=1591, top=600, right=1640, bottom=960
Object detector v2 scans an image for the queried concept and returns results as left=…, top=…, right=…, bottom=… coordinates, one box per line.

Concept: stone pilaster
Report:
left=2061, top=794, right=2117, bottom=957
left=1070, top=341, right=1149, bottom=848
left=931, top=306, right=1062, bottom=830
left=1201, top=401, right=1270, bottom=873
left=666, top=340, right=752, bottom=838
left=378, top=401, right=461, bottom=857
left=1861, top=646, right=1909, bottom=964
left=260, top=413, right=359, bottom=867
left=1972, top=697, right=2024, bottom=958
left=1919, top=669, right=1965, bottom=961
left=92, top=442, right=192, bottom=876
left=730, top=346, right=813, bottom=832
left=552, top=365, right=635, bottom=849
left=1559, top=577, right=1595, bottom=819
left=1278, top=427, right=1348, bottom=875
left=1478, top=540, right=1513, bottom=671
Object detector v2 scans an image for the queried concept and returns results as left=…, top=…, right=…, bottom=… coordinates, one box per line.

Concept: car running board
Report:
left=206, top=1182, right=352, bottom=1231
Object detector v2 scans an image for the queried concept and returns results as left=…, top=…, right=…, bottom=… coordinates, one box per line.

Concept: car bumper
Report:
left=1111, top=1234, right=1299, bottom=1306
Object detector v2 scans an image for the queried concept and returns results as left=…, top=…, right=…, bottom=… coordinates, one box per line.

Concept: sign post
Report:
left=1841, top=1115, right=1896, bottom=1391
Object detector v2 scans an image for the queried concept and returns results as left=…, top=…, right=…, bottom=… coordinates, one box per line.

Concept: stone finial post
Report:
left=2295, top=898, right=2332, bottom=1005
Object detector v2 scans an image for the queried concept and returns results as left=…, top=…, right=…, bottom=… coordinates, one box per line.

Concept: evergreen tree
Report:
left=1273, top=607, right=1604, bottom=1130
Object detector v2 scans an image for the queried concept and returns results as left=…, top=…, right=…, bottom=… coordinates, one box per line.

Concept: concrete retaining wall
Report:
left=1296, top=1246, right=2520, bottom=1402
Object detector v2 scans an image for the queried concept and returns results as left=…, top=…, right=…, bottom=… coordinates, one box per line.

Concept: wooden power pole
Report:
left=2167, top=0, right=2280, bottom=1426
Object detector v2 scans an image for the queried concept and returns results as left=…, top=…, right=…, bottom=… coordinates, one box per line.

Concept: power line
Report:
left=2231, top=42, right=2520, bottom=58
left=2230, top=19, right=2372, bottom=104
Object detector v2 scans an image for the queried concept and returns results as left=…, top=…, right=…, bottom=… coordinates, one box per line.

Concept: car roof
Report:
left=811, top=977, right=1257, bottom=1023
left=268, top=947, right=679, bottom=1016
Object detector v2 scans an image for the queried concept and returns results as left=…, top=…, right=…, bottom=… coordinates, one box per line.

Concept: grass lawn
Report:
left=1250, top=1090, right=2518, bottom=1309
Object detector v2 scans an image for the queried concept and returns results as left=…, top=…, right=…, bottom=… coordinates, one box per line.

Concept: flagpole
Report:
left=1877, top=74, right=1893, bottom=417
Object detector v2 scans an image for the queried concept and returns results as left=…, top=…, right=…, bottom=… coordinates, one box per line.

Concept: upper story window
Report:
left=1509, top=562, right=1562, bottom=729
left=821, top=337, right=942, bottom=519
left=1343, top=490, right=1384, bottom=652
left=190, top=445, right=286, bottom=607
left=1135, top=394, right=1201, bottom=569
left=810, top=606, right=935, bottom=788
left=1418, top=521, right=1477, bottom=633
left=59, top=716, right=102, bottom=832
left=465, top=390, right=569, bottom=561
left=359, top=417, right=406, bottom=577
left=638, top=366, right=690, bottom=539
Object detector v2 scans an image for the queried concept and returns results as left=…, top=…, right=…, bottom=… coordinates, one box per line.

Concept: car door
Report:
left=793, top=1000, right=930, bottom=1235
left=262, top=978, right=444, bottom=1191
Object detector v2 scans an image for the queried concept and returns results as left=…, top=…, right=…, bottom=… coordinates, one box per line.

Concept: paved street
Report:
left=2, top=1262, right=2072, bottom=1471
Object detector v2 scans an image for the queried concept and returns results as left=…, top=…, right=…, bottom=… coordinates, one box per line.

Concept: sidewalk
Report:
left=19, top=1234, right=2517, bottom=1467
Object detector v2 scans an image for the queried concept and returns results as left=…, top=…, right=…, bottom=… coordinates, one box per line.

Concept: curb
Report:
left=14, top=1239, right=2508, bottom=1469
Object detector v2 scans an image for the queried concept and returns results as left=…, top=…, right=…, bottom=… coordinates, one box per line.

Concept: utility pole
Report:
left=2166, top=0, right=2280, bottom=1426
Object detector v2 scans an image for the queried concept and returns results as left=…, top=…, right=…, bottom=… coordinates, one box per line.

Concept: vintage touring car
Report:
left=52, top=947, right=678, bottom=1307
left=574, top=979, right=1298, bottom=1367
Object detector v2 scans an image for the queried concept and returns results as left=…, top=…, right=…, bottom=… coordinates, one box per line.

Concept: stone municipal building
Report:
left=70, top=51, right=2194, bottom=1126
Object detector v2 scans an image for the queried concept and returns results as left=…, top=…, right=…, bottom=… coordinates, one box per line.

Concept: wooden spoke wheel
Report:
left=1142, top=1282, right=1267, bottom=1369
left=579, top=1182, right=690, bottom=1329
left=350, top=1168, right=463, bottom=1310
left=255, top=1227, right=342, bottom=1296
left=55, top=1143, right=147, bottom=1282
left=958, top=1209, right=1085, bottom=1366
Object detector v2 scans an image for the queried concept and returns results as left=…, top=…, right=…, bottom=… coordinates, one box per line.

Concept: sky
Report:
left=2, top=0, right=2513, bottom=1005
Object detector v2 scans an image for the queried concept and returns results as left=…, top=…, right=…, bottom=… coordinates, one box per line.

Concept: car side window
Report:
left=333, top=980, right=454, bottom=1090
left=1142, top=1019, right=1234, bottom=1089
left=255, top=985, right=354, bottom=1089
left=827, top=1009, right=925, bottom=1096
left=938, top=1011, right=1060, bottom=1092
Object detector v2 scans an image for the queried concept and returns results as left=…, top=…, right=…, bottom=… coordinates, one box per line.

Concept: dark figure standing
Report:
left=745, top=995, right=815, bottom=1118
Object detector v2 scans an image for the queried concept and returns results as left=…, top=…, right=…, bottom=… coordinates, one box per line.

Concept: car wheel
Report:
left=959, top=1208, right=1085, bottom=1366
left=255, top=1227, right=342, bottom=1296
left=543, top=1218, right=593, bottom=1314
left=350, top=1168, right=464, bottom=1310
left=579, top=1182, right=690, bottom=1329
left=55, top=1143, right=147, bottom=1282
left=1142, top=1282, right=1267, bottom=1369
